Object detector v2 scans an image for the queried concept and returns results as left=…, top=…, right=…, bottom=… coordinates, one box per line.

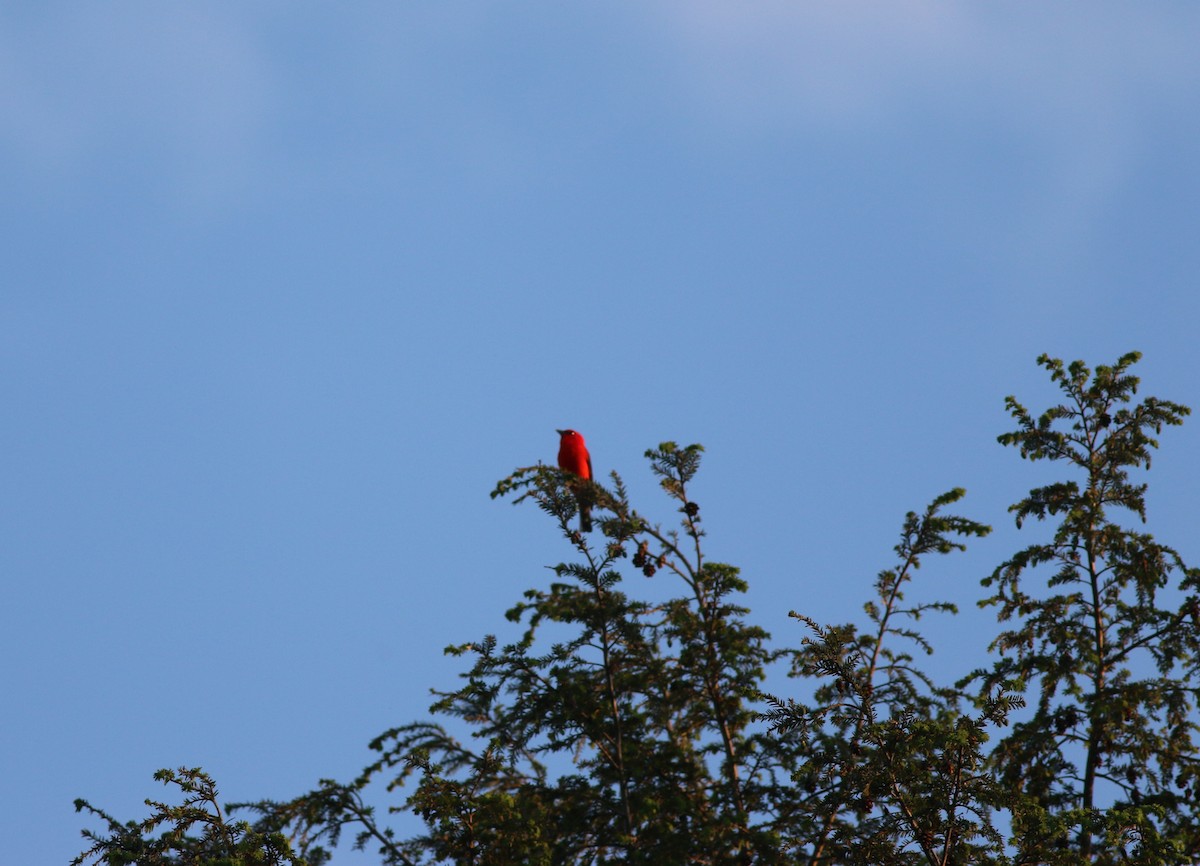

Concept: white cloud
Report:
left=647, top=3, right=1200, bottom=276
left=4, top=1, right=1196, bottom=237
left=648, top=3, right=1199, bottom=132
left=0, top=4, right=275, bottom=212
left=646, top=1, right=978, bottom=131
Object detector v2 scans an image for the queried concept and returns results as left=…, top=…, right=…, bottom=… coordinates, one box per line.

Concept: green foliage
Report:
left=762, top=487, right=1008, bottom=865
left=328, top=440, right=802, bottom=864
left=75, top=353, right=1200, bottom=865
left=72, top=768, right=305, bottom=866
left=964, top=352, right=1200, bottom=861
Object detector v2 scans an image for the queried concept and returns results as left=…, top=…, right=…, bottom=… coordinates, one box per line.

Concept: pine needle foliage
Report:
left=962, top=351, right=1200, bottom=862
left=72, top=768, right=305, bottom=866
left=74, top=353, right=1199, bottom=865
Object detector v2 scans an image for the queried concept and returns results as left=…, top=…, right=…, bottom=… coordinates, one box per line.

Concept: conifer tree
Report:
left=965, top=352, right=1200, bottom=862
left=763, top=488, right=1006, bottom=865
left=73, top=352, right=1199, bottom=866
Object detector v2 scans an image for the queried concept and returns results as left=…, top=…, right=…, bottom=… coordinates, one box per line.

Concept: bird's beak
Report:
left=555, top=429, right=566, bottom=436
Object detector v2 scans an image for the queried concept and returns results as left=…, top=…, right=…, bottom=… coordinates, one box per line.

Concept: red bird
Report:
left=556, top=428, right=594, bottom=532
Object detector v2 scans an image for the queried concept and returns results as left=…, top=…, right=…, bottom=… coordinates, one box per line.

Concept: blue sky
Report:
left=4, top=4, right=1200, bottom=862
